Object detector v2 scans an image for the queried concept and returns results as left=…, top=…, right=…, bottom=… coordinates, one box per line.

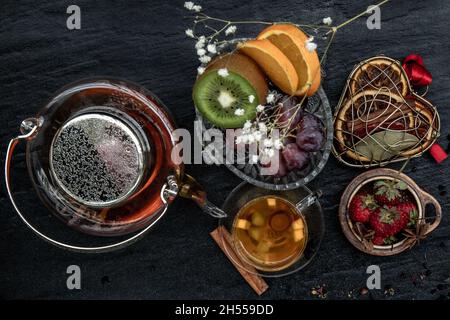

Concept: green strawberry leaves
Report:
left=383, top=235, right=397, bottom=245
left=394, top=181, right=408, bottom=190
left=408, top=208, right=418, bottom=227
left=361, top=194, right=378, bottom=210
left=379, top=206, right=400, bottom=225
left=374, top=179, right=407, bottom=201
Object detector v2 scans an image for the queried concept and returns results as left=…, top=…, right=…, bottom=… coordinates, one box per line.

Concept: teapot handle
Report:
left=5, top=119, right=169, bottom=253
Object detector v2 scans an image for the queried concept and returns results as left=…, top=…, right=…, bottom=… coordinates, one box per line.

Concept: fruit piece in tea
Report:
left=233, top=196, right=307, bottom=271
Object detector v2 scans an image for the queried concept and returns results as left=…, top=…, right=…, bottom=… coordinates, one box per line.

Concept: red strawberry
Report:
left=396, top=202, right=419, bottom=227
left=372, top=235, right=385, bottom=245
left=369, top=205, right=409, bottom=237
left=373, top=179, right=408, bottom=206
left=372, top=235, right=397, bottom=246
left=349, top=192, right=378, bottom=223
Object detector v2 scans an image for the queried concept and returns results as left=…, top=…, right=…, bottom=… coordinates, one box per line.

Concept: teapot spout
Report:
left=178, top=174, right=227, bottom=218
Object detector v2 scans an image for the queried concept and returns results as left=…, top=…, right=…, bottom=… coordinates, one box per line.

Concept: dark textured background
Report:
left=0, top=0, right=449, bottom=300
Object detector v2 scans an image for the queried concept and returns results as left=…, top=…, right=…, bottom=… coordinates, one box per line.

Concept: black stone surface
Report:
left=0, top=0, right=449, bottom=300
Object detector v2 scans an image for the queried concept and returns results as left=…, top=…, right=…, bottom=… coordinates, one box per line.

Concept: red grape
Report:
left=281, top=135, right=296, bottom=146
left=276, top=156, right=288, bottom=177
left=282, top=143, right=310, bottom=170
left=259, top=151, right=287, bottom=176
left=297, top=113, right=321, bottom=131
left=276, top=97, right=302, bottom=130
left=296, top=128, right=324, bottom=152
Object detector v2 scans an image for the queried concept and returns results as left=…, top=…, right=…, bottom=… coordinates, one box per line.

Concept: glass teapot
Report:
left=5, top=78, right=225, bottom=253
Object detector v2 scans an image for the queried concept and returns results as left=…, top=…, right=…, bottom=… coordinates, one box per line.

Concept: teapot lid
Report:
left=50, top=113, right=145, bottom=208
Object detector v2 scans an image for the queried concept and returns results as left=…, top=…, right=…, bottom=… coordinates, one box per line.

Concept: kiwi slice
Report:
left=193, top=53, right=268, bottom=129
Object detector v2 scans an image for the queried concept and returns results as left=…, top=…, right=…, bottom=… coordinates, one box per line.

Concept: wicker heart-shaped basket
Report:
left=333, top=56, right=440, bottom=168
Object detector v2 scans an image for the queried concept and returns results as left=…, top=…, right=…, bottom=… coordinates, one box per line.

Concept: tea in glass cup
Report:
left=231, top=195, right=308, bottom=272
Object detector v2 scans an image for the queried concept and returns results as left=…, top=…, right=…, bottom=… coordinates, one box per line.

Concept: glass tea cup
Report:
left=220, top=183, right=325, bottom=277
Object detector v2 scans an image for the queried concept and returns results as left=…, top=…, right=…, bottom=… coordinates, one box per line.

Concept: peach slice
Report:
left=238, top=39, right=299, bottom=95
left=257, top=24, right=321, bottom=96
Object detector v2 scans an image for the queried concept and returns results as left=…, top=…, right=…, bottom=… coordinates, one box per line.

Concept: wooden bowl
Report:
left=339, top=168, right=442, bottom=256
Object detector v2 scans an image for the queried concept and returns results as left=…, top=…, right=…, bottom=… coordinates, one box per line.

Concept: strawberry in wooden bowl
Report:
left=339, top=168, right=442, bottom=256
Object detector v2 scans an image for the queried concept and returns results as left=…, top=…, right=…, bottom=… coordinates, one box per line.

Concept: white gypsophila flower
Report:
left=243, top=120, right=252, bottom=130
left=197, top=48, right=206, bottom=56
left=306, top=41, right=317, bottom=52
left=263, top=138, right=273, bottom=148
left=256, top=104, right=264, bottom=112
left=247, top=133, right=255, bottom=144
left=258, top=122, right=267, bottom=132
left=264, top=147, right=275, bottom=158
left=184, top=2, right=194, bottom=10
left=323, top=17, right=332, bottom=25
left=195, top=36, right=206, bottom=49
left=199, top=55, right=211, bottom=64
left=266, top=93, right=275, bottom=104
left=192, top=5, right=202, bottom=12
left=234, top=108, right=245, bottom=116
left=236, top=135, right=242, bottom=144
left=305, top=36, right=317, bottom=52
left=253, top=130, right=262, bottom=142
left=240, top=134, right=248, bottom=144
left=185, top=29, right=194, bottom=38
left=197, top=66, right=205, bottom=75
left=248, top=95, right=255, bottom=103
left=225, top=25, right=237, bottom=36
left=207, top=44, right=217, bottom=54
left=218, top=68, right=229, bottom=77
left=274, top=139, right=283, bottom=150
left=195, top=41, right=205, bottom=50
left=251, top=154, right=259, bottom=164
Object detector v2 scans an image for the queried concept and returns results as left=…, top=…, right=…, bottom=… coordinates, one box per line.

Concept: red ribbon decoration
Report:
left=402, top=54, right=432, bottom=87
left=402, top=54, right=447, bottom=163
left=430, top=144, right=448, bottom=164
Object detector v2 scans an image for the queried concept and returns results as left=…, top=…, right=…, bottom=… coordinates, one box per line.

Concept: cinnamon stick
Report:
left=210, top=226, right=269, bottom=296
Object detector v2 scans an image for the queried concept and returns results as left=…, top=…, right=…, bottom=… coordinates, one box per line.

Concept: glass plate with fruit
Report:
left=192, top=24, right=333, bottom=190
